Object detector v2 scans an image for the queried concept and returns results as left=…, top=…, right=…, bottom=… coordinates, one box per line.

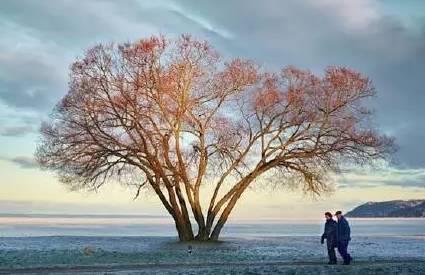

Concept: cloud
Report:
left=4, top=156, right=39, bottom=169
left=0, top=126, right=34, bottom=137
left=335, top=166, right=425, bottom=188
left=166, top=3, right=233, bottom=39
left=0, top=0, right=159, bottom=47
left=0, top=0, right=162, bottom=113
left=0, top=107, right=43, bottom=138
left=0, top=0, right=232, bottom=113
left=0, top=23, right=69, bottom=111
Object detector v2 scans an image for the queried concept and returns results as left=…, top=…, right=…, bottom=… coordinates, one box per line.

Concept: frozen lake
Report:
left=0, top=215, right=424, bottom=238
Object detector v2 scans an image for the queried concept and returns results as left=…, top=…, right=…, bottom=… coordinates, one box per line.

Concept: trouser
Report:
left=327, top=246, right=337, bottom=263
left=337, top=240, right=351, bottom=263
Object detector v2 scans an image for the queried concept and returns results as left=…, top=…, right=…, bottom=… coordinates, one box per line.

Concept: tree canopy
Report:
left=36, top=34, right=395, bottom=241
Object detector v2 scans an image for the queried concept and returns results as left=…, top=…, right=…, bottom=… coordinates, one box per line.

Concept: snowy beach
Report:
left=0, top=217, right=424, bottom=274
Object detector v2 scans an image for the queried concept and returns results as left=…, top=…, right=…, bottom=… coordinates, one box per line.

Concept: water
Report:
left=0, top=215, right=423, bottom=238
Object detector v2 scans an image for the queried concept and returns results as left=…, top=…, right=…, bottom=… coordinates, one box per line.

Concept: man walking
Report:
left=335, top=210, right=352, bottom=265
left=321, top=212, right=337, bottom=265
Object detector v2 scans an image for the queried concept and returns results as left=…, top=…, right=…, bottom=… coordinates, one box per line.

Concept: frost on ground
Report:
left=0, top=236, right=424, bottom=274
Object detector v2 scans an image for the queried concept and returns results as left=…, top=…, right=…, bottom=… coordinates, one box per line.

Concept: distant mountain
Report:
left=346, top=200, right=425, bottom=218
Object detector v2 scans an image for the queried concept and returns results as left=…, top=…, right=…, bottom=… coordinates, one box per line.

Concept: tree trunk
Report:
left=209, top=171, right=261, bottom=241
left=208, top=199, right=234, bottom=241
left=174, top=215, right=195, bottom=241
left=194, top=207, right=208, bottom=240
left=195, top=225, right=209, bottom=241
left=209, top=220, right=224, bottom=241
left=173, top=168, right=266, bottom=241
left=209, top=194, right=239, bottom=241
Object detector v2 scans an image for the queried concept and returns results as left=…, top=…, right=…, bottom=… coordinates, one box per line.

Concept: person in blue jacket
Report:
left=321, top=212, right=337, bottom=264
left=335, top=210, right=352, bottom=265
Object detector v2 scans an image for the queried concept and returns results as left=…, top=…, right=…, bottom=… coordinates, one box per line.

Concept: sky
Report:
left=0, top=0, right=424, bottom=220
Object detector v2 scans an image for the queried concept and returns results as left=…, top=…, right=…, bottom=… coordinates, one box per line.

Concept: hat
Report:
left=325, top=212, right=333, bottom=217
left=335, top=211, right=342, bottom=215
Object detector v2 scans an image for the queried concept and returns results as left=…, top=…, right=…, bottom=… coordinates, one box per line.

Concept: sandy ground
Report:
left=0, top=236, right=424, bottom=274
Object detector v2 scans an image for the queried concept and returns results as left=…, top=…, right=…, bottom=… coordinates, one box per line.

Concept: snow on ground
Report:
left=0, top=235, right=424, bottom=274
left=0, top=219, right=424, bottom=274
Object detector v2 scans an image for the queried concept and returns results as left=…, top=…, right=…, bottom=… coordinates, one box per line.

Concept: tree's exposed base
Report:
left=174, top=235, right=220, bottom=242
left=177, top=239, right=223, bottom=243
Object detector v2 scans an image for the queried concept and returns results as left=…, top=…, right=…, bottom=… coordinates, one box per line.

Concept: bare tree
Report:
left=36, top=35, right=395, bottom=241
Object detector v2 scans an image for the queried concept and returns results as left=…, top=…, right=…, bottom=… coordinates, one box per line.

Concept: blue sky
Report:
left=0, top=0, right=424, bottom=218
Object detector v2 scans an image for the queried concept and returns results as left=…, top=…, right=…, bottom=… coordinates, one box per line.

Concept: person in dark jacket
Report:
left=321, top=212, right=337, bottom=264
left=335, top=210, right=352, bottom=265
